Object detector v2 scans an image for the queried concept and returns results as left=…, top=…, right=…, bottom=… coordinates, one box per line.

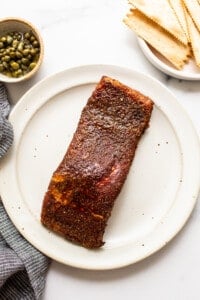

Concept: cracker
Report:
left=185, top=6, right=200, bottom=67
left=183, top=0, right=200, bottom=32
left=168, top=0, right=189, bottom=42
left=124, top=9, right=191, bottom=70
left=129, top=0, right=188, bottom=45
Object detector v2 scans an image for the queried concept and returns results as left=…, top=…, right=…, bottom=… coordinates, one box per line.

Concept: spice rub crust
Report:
left=41, top=76, right=154, bottom=248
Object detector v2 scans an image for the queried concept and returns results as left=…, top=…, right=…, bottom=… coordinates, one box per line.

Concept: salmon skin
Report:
left=41, top=76, right=154, bottom=248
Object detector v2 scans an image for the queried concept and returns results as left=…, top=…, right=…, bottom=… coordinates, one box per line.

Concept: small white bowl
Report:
left=138, top=37, right=200, bottom=81
left=0, top=17, right=44, bottom=83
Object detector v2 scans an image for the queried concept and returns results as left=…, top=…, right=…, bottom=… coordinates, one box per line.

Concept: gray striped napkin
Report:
left=0, top=83, right=50, bottom=300
left=0, top=83, right=13, bottom=158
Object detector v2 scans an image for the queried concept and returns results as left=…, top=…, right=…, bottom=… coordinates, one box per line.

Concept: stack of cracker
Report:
left=124, top=0, right=200, bottom=70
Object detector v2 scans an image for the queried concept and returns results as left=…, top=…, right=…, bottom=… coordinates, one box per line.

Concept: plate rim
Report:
left=137, top=38, right=200, bottom=81
left=1, top=64, right=200, bottom=270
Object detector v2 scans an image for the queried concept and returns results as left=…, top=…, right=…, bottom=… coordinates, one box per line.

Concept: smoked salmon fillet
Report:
left=41, top=76, right=154, bottom=248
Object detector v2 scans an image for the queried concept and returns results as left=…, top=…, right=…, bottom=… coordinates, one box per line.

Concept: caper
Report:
left=16, top=69, right=22, bottom=76
left=27, top=54, right=32, bottom=60
left=21, top=57, right=29, bottom=65
left=12, top=39, right=18, bottom=48
left=5, top=48, right=11, bottom=54
left=3, top=55, right=11, bottom=62
left=21, top=64, right=27, bottom=70
left=16, top=51, right=22, bottom=58
left=29, top=62, right=36, bottom=70
left=10, top=52, right=16, bottom=58
left=24, top=32, right=31, bottom=39
left=30, top=35, right=35, bottom=42
left=0, top=30, right=40, bottom=78
left=34, top=47, right=40, bottom=53
left=23, top=49, right=29, bottom=56
left=17, top=42, right=24, bottom=52
left=2, top=61, right=8, bottom=69
left=1, top=37, right=6, bottom=43
left=10, top=61, right=19, bottom=70
left=32, top=40, right=39, bottom=47
left=24, top=44, right=32, bottom=49
left=6, top=35, right=13, bottom=45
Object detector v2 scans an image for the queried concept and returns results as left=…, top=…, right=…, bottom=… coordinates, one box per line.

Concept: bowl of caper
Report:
left=0, top=17, right=44, bottom=82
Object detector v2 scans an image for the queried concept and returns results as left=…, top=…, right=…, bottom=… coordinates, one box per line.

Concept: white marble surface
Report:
left=1, top=1, right=200, bottom=299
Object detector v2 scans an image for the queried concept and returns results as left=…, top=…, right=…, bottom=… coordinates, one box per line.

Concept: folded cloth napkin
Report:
left=0, top=83, right=13, bottom=158
left=0, top=83, right=50, bottom=300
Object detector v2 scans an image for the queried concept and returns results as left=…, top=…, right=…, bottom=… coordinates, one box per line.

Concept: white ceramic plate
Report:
left=138, top=38, right=200, bottom=80
left=0, top=64, right=200, bottom=270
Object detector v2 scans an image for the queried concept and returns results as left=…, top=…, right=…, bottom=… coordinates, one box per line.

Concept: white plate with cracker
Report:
left=138, top=38, right=200, bottom=80
left=0, top=64, right=200, bottom=270
left=124, top=0, right=200, bottom=80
